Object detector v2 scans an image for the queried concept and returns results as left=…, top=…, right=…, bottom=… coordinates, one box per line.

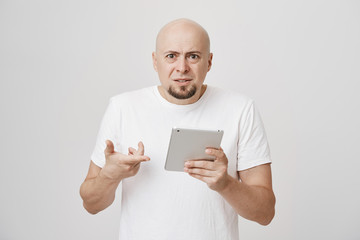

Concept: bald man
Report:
left=80, top=19, right=275, bottom=240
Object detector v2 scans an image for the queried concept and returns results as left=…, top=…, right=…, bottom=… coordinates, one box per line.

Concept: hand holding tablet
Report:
left=164, top=128, right=224, bottom=172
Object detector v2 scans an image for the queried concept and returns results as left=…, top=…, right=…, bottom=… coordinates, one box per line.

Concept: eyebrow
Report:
left=163, top=50, right=202, bottom=55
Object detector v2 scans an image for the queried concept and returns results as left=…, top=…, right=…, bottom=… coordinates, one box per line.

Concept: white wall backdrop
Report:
left=1, top=0, right=359, bottom=239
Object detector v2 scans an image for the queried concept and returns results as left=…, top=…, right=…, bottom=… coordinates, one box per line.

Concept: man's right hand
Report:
left=100, top=140, right=150, bottom=181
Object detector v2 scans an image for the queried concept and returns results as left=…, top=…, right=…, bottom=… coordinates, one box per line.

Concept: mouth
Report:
left=173, top=78, right=192, bottom=83
left=173, top=79, right=192, bottom=86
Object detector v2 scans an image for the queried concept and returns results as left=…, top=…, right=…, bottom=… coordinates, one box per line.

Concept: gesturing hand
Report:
left=101, top=140, right=150, bottom=181
left=184, top=148, right=230, bottom=192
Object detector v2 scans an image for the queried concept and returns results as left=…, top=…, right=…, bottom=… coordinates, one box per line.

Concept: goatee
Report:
left=168, top=85, right=197, bottom=99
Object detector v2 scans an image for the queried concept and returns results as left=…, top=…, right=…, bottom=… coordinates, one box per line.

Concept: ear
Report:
left=152, top=52, right=158, bottom=72
left=207, top=53, right=213, bottom=72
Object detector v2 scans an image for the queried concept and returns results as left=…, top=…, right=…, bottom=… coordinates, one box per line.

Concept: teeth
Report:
left=177, top=80, right=187, bottom=82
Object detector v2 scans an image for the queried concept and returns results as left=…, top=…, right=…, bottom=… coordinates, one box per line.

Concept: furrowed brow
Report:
left=164, top=50, right=180, bottom=55
left=187, top=51, right=202, bottom=55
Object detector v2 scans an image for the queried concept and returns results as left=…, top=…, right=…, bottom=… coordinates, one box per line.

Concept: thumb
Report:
left=104, top=140, right=115, bottom=155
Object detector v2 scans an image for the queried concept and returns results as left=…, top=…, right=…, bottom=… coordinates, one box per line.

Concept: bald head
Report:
left=152, top=19, right=213, bottom=105
left=155, top=18, right=210, bottom=54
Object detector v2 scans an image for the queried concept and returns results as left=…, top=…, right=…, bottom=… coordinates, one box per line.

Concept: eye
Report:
left=189, top=54, right=199, bottom=59
left=166, top=54, right=175, bottom=59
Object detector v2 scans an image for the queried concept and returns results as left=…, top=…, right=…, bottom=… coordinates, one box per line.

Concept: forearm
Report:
left=218, top=175, right=275, bottom=225
left=80, top=171, right=121, bottom=214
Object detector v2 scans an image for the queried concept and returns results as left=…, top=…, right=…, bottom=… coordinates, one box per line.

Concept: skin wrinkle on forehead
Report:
left=155, top=18, right=211, bottom=54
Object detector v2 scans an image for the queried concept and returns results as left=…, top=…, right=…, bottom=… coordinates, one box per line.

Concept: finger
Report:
left=205, top=148, right=226, bottom=160
left=184, top=167, right=215, bottom=177
left=185, top=160, right=214, bottom=170
left=128, top=147, right=136, bottom=155
left=137, top=141, right=145, bottom=155
left=132, top=162, right=141, bottom=168
left=104, top=140, right=115, bottom=156
left=121, top=154, right=150, bottom=164
left=187, top=173, right=212, bottom=183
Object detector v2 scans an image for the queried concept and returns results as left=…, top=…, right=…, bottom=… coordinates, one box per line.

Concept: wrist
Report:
left=217, top=174, right=238, bottom=194
left=98, top=169, right=122, bottom=184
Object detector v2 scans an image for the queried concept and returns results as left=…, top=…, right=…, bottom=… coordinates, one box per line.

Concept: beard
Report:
left=168, top=85, right=197, bottom=100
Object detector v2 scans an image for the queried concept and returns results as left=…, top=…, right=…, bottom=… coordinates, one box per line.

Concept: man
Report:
left=80, top=18, right=275, bottom=240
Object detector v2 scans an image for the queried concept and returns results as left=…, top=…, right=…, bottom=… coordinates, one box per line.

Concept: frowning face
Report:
left=152, top=20, right=213, bottom=105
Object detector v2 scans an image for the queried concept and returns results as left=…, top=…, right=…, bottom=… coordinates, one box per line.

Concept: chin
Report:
left=168, top=85, right=197, bottom=100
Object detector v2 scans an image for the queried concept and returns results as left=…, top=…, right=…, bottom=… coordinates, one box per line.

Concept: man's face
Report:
left=152, top=22, right=212, bottom=104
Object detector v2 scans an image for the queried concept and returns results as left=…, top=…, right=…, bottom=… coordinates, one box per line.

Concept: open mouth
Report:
left=173, top=79, right=192, bottom=86
left=174, top=78, right=192, bottom=82
left=175, top=80, right=191, bottom=82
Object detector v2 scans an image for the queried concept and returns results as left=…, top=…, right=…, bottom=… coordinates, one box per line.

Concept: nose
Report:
left=176, top=56, right=190, bottom=74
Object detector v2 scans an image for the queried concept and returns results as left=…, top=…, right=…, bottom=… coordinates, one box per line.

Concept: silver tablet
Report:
left=164, top=128, right=224, bottom=172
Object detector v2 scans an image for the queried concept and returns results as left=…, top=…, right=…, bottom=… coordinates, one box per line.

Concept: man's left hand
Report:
left=184, top=148, right=231, bottom=192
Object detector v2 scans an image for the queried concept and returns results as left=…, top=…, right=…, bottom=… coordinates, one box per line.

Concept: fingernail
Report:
left=205, top=149, right=211, bottom=154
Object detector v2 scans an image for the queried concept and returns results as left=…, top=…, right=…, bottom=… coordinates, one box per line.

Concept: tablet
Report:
left=164, top=128, right=224, bottom=172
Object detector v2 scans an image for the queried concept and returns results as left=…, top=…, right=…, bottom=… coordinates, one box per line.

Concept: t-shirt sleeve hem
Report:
left=237, top=157, right=272, bottom=171
left=91, top=153, right=105, bottom=168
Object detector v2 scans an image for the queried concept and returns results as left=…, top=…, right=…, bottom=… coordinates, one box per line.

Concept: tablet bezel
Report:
left=164, top=128, right=224, bottom=172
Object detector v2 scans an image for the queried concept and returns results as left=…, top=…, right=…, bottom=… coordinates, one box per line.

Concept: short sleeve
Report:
left=90, top=98, right=121, bottom=168
left=237, top=101, right=271, bottom=171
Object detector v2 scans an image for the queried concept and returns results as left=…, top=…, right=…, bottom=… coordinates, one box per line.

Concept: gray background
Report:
left=1, top=0, right=359, bottom=239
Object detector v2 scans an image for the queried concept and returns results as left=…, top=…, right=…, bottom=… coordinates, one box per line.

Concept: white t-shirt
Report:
left=91, top=85, right=271, bottom=240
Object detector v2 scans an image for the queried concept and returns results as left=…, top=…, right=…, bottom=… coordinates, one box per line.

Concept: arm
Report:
left=220, top=164, right=275, bottom=225
left=80, top=140, right=150, bottom=214
left=184, top=148, right=275, bottom=225
left=79, top=161, right=120, bottom=214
